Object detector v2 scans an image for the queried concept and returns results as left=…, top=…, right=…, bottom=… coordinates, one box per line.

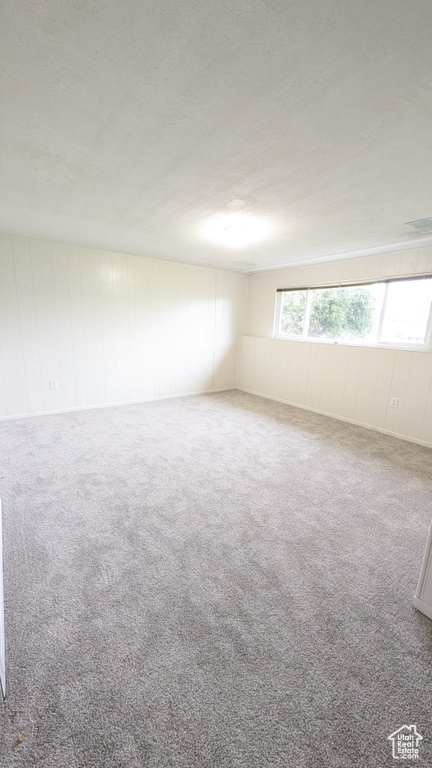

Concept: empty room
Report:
left=1, top=1, right=432, bottom=766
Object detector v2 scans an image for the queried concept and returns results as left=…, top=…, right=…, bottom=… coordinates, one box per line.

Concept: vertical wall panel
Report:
left=112, top=252, right=132, bottom=403
left=383, top=352, right=413, bottom=436
left=420, top=383, right=432, bottom=444
left=399, top=250, right=420, bottom=275
left=12, top=237, right=44, bottom=413
left=416, top=248, right=432, bottom=274
left=281, top=341, right=296, bottom=403
left=30, top=240, right=63, bottom=412
left=272, top=340, right=286, bottom=401
left=296, top=342, right=312, bottom=407
left=152, top=260, right=176, bottom=397
left=352, top=347, right=381, bottom=426
left=79, top=248, right=105, bottom=407
left=99, top=251, right=118, bottom=404
left=137, top=256, right=157, bottom=400
left=67, top=246, right=88, bottom=407
left=199, top=269, right=218, bottom=391
left=262, top=338, right=276, bottom=398
left=398, top=354, right=432, bottom=440
left=304, top=343, right=322, bottom=410
left=319, top=345, right=336, bottom=414
left=213, top=272, right=232, bottom=391
left=327, top=346, right=350, bottom=417
left=51, top=242, right=77, bottom=410
left=252, top=337, right=268, bottom=396
left=127, top=256, right=138, bottom=402
left=369, top=349, right=396, bottom=429
left=214, top=272, right=246, bottom=390
left=172, top=264, right=192, bottom=396
left=237, top=336, right=256, bottom=391
left=379, top=252, right=401, bottom=278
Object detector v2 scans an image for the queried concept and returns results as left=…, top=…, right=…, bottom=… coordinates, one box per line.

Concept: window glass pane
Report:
left=380, top=278, right=432, bottom=344
left=307, top=284, right=383, bottom=342
left=279, top=290, right=307, bottom=335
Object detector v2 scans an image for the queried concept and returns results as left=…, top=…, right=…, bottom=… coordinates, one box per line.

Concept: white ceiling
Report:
left=2, top=1, right=432, bottom=272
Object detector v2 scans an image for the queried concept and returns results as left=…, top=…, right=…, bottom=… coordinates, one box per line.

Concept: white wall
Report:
left=239, top=247, right=432, bottom=446
left=0, top=235, right=247, bottom=418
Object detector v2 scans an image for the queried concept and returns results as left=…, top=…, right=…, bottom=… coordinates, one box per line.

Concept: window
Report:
left=274, top=276, right=432, bottom=348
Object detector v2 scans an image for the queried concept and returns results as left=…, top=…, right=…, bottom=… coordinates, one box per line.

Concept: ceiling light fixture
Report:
left=222, top=224, right=248, bottom=248
left=201, top=214, right=271, bottom=249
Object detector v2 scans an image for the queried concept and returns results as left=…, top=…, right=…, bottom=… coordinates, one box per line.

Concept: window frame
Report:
left=273, top=275, right=432, bottom=351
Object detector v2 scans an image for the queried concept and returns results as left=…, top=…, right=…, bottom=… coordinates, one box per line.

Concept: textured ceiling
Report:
left=2, top=1, right=432, bottom=272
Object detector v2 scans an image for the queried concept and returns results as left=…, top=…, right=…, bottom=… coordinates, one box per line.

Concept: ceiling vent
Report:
left=405, top=217, right=432, bottom=234
left=232, top=260, right=257, bottom=270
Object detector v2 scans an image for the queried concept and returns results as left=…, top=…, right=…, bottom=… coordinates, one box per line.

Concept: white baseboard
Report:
left=0, top=387, right=236, bottom=422
left=236, top=387, right=432, bottom=449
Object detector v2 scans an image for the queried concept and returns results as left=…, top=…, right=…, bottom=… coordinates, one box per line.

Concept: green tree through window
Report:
left=280, top=290, right=306, bottom=335
left=308, top=286, right=376, bottom=339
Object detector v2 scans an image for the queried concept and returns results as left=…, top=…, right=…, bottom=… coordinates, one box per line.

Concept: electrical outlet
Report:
left=390, top=397, right=399, bottom=409
left=276, top=373, right=282, bottom=381
left=49, top=380, right=58, bottom=390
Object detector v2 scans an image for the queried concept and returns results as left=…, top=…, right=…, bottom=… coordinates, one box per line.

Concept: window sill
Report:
left=273, top=335, right=432, bottom=353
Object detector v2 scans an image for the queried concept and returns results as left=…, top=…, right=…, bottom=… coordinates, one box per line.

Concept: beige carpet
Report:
left=0, top=390, right=431, bottom=767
